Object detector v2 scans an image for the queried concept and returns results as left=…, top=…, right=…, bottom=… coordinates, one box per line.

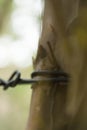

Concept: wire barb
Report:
left=0, top=70, right=69, bottom=90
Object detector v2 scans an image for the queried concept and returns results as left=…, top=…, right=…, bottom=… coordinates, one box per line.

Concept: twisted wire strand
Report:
left=0, top=70, right=69, bottom=90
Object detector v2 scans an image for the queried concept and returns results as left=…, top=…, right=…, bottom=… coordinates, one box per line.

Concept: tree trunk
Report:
left=27, top=1, right=87, bottom=130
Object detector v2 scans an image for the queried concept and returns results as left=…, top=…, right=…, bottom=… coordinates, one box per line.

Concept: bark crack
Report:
left=50, top=84, right=57, bottom=130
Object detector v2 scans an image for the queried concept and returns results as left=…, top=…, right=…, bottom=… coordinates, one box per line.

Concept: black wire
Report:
left=31, top=70, right=68, bottom=78
left=0, top=70, right=69, bottom=90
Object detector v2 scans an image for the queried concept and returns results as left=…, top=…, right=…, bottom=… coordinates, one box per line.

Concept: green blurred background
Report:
left=0, top=66, right=32, bottom=130
left=0, top=0, right=43, bottom=129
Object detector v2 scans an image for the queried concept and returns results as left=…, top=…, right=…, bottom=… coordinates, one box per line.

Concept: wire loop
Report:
left=0, top=70, right=69, bottom=90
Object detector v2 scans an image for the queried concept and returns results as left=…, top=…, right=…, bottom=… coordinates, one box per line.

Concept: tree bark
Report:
left=27, top=1, right=87, bottom=130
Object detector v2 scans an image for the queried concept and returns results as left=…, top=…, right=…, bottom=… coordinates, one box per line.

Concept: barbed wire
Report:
left=0, top=70, right=69, bottom=90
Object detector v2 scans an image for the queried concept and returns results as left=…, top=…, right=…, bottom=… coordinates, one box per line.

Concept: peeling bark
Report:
left=27, top=1, right=87, bottom=130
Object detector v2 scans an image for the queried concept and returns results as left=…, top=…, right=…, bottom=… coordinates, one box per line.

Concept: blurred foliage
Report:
left=0, top=85, right=32, bottom=130
left=0, top=0, right=41, bottom=129
left=0, top=66, right=33, bottom=130
left=0, top=0, right=13, bottom=34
